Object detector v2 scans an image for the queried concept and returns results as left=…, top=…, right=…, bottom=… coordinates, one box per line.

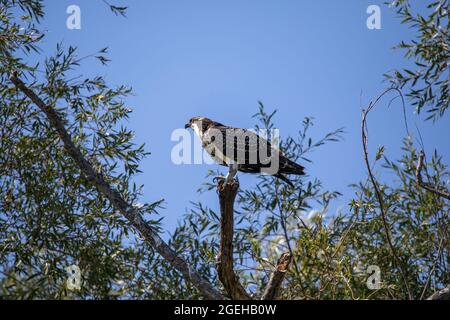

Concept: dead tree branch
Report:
left=216, top=179, right=251, bottom=300
left=415, top=150, right=450, bottom=200
left=427, top=285, right=450, bottom=300
left=9, top=72, right=224, bottom=300
left=361, top=88, right=413, bottom=299
left=262, top=252, right=292, bottom=300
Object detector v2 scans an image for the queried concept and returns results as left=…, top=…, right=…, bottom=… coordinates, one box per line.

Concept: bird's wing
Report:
left=204, top=126, right=279, bottom=166
left=201, top=124, right=304, bottom=178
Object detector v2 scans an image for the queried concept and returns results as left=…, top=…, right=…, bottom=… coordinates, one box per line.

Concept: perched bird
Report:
left=185, top=117, right=305, bottom=187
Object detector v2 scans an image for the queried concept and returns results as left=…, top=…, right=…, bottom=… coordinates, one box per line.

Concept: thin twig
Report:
left=420, top=236, right=445, bottom=300
left=415, top=150, right=450, bottom=200
left=274, top=183, right=308, bottom=298
left=275, top=184, right=299, bottom=275
left=361, top=87, right=413, bottom=299
left=9, top=72, right=224, bottom=300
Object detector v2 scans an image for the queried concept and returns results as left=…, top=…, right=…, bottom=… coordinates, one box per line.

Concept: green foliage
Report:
left=0, top=0, right=163, bottom=299
left=386, top=0, right=449, bottom=120
left=167, top=107, right=448, bottom=299
left=0, top=0, right=448, bottom=300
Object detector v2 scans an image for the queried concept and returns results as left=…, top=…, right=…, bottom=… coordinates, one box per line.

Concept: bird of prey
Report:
left=185, top=117, right=305, bottom=187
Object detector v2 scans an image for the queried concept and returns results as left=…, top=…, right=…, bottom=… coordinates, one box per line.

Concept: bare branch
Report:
left=427, top=285, right=450, bottom=300
left=415, top=150, right=450, bottom=200
left=261, top=252, right=292, bottom=300
left=361, top=88, right=413, bottom=299
left=9, top=72, right=224, bottom=300
left=216, top=179, right=251, bottom=300
left=420, top=237, right=445, bottom=300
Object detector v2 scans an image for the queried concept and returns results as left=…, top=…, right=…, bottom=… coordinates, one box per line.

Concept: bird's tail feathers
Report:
left=281, top=158, right=305, bottom=175
left=275, top=173, right=295, bottom=188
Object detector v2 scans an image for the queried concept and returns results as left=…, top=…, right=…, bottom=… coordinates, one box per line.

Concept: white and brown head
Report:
left=185, top=117, right=222, bottom=136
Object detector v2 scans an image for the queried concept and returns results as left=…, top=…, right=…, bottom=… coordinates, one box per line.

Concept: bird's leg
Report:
left=214, top=164, right=239, bottom=190
left=224, top=163, right=239, bottom=185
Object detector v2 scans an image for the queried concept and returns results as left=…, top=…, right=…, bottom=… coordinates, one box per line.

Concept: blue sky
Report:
left=39, top=0, right=449, bottom=235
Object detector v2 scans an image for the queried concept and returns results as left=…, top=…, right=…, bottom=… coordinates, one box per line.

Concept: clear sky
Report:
left=39, top=0, right=449, bottom=236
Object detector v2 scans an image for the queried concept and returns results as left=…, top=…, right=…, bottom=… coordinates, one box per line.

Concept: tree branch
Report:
left=9, top=72, right=224, bottom=300
left=216, top=179, right=251, bottom=300
left=427, top=285, right=450, bottom=300
left=415, top=150, right=450, bottom=200
left=420, top=236, right=445, bottom=300
left=361, top=88, right=413, bottom=299
left=261, top=252, right=292, bottom=300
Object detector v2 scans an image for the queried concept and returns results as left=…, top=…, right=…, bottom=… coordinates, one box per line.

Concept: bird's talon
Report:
left=214, top=176, right=239, bottom=191
left=213, top=176, right=225, bottom=183
left=214, top=176, right=225, bottom=191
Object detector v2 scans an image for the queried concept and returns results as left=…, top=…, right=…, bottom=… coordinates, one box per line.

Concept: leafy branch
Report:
left=9, top=72, right=224, bottom=300
left=361, top=87, right=413, bottom=299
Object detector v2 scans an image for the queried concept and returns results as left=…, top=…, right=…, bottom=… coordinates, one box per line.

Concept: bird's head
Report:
left=185, top=117, right=214, bottom=132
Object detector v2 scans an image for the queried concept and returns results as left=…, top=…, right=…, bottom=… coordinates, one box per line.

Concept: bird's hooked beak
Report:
left=184, top=122, right=191, bottom=129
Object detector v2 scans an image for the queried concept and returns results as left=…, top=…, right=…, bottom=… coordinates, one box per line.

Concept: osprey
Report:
left=185, top=117, right=305, bottom=187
